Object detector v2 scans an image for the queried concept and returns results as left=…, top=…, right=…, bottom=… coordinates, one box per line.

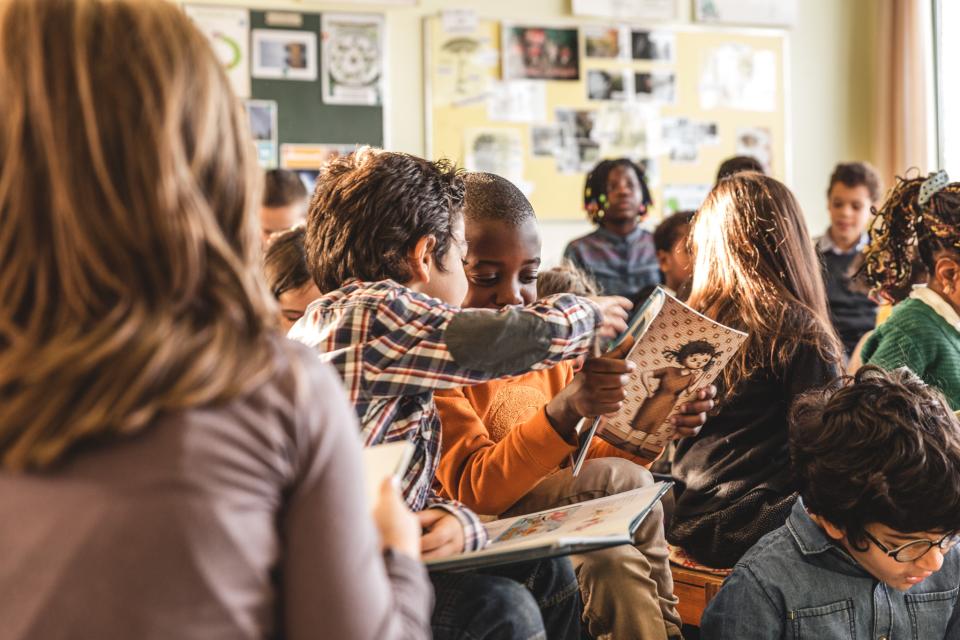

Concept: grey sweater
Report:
left=0, top=340, right=432, bottom=640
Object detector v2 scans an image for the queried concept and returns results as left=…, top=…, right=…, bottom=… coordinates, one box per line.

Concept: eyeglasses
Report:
left=862, top=529, right=960, bottom=562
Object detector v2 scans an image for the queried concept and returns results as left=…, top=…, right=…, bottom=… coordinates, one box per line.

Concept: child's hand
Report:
left=418, top=508, right=466, bottom=559
left=669, top=384, right=717, bottom=439
left=547, top=339, right=636, bottom=440
left=588, top=295, right=633, bottom=341
left=372, top=477, right=421, bottom=560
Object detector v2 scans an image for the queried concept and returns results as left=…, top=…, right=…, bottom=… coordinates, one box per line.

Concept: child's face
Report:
left=278, top=281, right=321, bottom=333
left=827, top=182, right=873, bottom=247
left=260, top=201, right=307, bottom=246
left=461, top=216, right=541, bottom=310
left=417, top=214, right=470, bottom=306
left=828, top=520, right=953, bottom=591
left=657, top=227, right=692, bottom=292
left=603, top=165, right=645, bottom=224
left=681, top=352, right=711, bottom=370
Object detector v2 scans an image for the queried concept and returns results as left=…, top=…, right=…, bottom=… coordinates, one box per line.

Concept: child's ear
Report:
left=656, top=249, right=670, bottom=271
left=407, top=235, right=438, bottom=285
left=935, top=256, right=960, bottom=292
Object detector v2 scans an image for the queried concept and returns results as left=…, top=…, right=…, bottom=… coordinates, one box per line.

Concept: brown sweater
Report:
left=0, top=340, right=432, bottom=640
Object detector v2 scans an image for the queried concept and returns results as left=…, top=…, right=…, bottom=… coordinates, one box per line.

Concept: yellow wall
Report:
left=188, top=0, right=876, bottom=262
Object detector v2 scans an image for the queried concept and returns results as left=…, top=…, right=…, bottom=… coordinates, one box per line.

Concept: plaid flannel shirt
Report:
left=563, top=226, right=661, bottom=300
left=288, top=279, right=602, bottom=551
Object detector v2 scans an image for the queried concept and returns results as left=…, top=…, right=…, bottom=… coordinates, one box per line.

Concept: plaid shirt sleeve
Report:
left=425, top=491, right=488, bottom=551
left=361, top=289, right=602, bottom=398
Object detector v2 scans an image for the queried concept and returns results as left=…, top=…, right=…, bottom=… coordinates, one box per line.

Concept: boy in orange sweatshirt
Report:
left=435, top=172, right=717, bottom=640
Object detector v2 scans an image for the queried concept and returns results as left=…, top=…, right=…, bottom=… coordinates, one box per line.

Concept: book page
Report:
left=597, top=288, right=747, bottom=457
left=361, top=441, right=415, bottom=510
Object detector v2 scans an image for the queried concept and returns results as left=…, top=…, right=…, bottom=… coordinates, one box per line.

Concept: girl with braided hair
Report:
left=860, top=171, right=960, bottom=408
left=562, top=158, right=661, bottom=304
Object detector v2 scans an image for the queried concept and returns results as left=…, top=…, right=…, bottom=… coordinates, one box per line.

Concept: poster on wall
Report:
left=630, top=30, right=675, bottom=62
left=434, top=32, right=498, bottom=107
left=244, top=100, right=278, bottom=168
left=252, top=29, right=318, bottom=81
left=572, top=0, right=677, bottom=21
left=555, top=108, right=600, bottom=173
left=695, top=0, right=798, bottom=27
left=503, top=25, right=580, bottom=81
left=321, top=13, right=384, bottom=106
left=587, top=70, right=628, bottom=101
left=184, top=5, right=251, bottom=97
left=280, top=143, right=356, bottom=170
left=583, top=25, right=622, bottom=59
left=699, top=44, right=776, bottom=112
left=735, top=127, right=773, bottom=173
left=634, top=72, right=676, bottom=104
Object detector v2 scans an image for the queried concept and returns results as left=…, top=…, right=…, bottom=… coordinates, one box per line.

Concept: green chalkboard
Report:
left=249, top=10, right=383, bottom=148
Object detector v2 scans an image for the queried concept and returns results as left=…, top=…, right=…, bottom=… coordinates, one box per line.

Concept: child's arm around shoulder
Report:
left=361, top=285, right=627, bottom=397
left=700, top=565, right=786, bottom=640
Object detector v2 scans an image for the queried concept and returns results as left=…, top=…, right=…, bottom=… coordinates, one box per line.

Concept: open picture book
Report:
left=572, top=287, right=747, bottom=474
left=426, top=482, right=672, bottom=572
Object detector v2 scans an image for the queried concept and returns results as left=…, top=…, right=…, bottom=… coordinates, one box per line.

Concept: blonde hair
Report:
left=0, top=0, right=278, bottom=470
left=688, top=173, right=841, bottom=393
left=537, top=261, right=599, bottom=298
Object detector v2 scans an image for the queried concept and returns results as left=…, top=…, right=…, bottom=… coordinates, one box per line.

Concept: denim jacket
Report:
left=701, top=500, right=960, bottom=639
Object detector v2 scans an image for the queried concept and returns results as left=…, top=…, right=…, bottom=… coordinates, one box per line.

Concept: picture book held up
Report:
left=426, top=482, right=671, bottom=572
left=573, top=287, right=747, bottom=473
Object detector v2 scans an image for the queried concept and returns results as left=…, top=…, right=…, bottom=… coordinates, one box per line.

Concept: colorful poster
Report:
left=252, top=29, right=317, bottom=81
left=321, top=13, right=384, bottom=106
left=184, top=5, right=250, bottom=97
left=244, top=100, right=277, bottom=168
left=280, top=143, right=356, bottom=170
left=503, top=25, right=580, bottom=81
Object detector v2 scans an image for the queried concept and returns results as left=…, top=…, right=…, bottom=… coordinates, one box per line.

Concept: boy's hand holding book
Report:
left=546, top=339, right=635, bottom=442
left=418, top=508, right=466, bottom=560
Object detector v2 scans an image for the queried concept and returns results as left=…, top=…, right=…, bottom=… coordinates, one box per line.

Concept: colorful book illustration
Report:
left=572, top=287, right=747, bottom=475
left=361, top=441, right=416, bottom=510
left=426, top=482, right=671, bottom=572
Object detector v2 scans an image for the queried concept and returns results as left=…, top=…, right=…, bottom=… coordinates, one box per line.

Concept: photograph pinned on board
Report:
left=699, top=44, right=776, bottom=111
left=556, top=108, right=600, bottom=173
left=634, top=71, right=676, bottom=103
left=252, top=29, right=317, bottom=81
left=587, top=69, right=628, bottom=101
left=279, top=143, right=356, bottom=171
left=735, top=127, right=772, bottom=173
left=322, top=13, right=384, bottom=106
left=503, top=25, right=580, bottom=80
left=592, top=102, right=663, bottom=160
left=583, top=25, right=622, bottom=59
left=631, top=30, right=675, bottom=61
left=243, top=99, right=278, bottom=169
left=530, top=125, right=565, bottom=156
left=464, top=128, right=525, bottom=185
left=184, top=5, right=251, bottom=97
left=661, top=117, right=718, bottom=163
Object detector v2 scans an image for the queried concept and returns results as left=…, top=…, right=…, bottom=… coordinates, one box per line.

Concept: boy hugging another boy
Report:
left=289, top=148, right=634, bottom=640
left=703, top=365, right=960, bottom=639
left=435, top=172, right=717, bottom=640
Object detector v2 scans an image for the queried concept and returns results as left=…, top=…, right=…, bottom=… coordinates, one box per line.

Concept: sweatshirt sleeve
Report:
left=360, top=290, right=602, bottom=398
left=283, top=358, right=432, bottom=640
left=435, top=385, right=576, bottom=516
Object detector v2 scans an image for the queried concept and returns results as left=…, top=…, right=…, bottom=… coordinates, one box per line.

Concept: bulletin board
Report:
left=424, top=16, right=789, bottom=222
left=184, top=4, right=385, bottom=170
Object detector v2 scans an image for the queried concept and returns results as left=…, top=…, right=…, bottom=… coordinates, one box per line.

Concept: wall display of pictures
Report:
left=252, top=29, right=317, bottom=81
left=631, top=30, right=675, bottom=61
left=185, top=5, right=251, bottom=97
left=244, top=99, right=278, bottom=168
left=587, top=70, right=628, bottom=101
left=503, top=25, right=580, bottom=81
left=321, top=13, right=385, bottom=106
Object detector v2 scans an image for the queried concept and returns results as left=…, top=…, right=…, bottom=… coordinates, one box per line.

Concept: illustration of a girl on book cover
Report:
left=630, top=340, right=718, bottom=435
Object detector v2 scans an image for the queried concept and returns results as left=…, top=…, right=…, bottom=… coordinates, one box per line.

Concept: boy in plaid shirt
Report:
left=289, top=148, right=631, bottom=640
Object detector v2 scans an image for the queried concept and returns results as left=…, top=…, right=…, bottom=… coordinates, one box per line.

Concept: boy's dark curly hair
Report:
left=305, top=148, right=465, bottom=293
left=790, top=365, right=960, bottom=550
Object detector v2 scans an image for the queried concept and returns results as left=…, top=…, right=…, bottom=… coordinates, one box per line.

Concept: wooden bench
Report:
left=671, top=564, right=726, bottom=627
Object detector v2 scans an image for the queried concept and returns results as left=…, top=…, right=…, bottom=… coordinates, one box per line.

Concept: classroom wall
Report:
left=189, top=0, right=876, bottom=266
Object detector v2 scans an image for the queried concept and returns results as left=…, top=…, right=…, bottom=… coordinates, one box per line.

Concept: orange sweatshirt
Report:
left=435, top=361, right=660, bottom=516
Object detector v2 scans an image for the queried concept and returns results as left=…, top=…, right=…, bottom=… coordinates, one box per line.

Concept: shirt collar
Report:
left=816, top=230, right=869, bottom=255
left=786, top=499, right=835, bottom=556
left=910, top=284, right=960, bottom=332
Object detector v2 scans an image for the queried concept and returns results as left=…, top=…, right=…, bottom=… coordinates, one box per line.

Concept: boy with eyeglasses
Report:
left=702, top=365, right=960, bottom=639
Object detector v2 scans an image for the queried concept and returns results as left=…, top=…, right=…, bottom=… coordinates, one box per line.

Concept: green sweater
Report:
left=862, top=297, right=960, bottom=409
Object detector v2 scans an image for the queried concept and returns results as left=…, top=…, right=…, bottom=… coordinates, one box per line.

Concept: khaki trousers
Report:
left=502, top=458, right=682, bottom=640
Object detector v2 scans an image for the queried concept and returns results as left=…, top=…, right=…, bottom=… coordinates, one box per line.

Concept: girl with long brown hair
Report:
left=0, top=1, right=429, bottom=638
left=860, top=172, right=960, bottom=408
left=668, top=172, right=843, bottom=569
